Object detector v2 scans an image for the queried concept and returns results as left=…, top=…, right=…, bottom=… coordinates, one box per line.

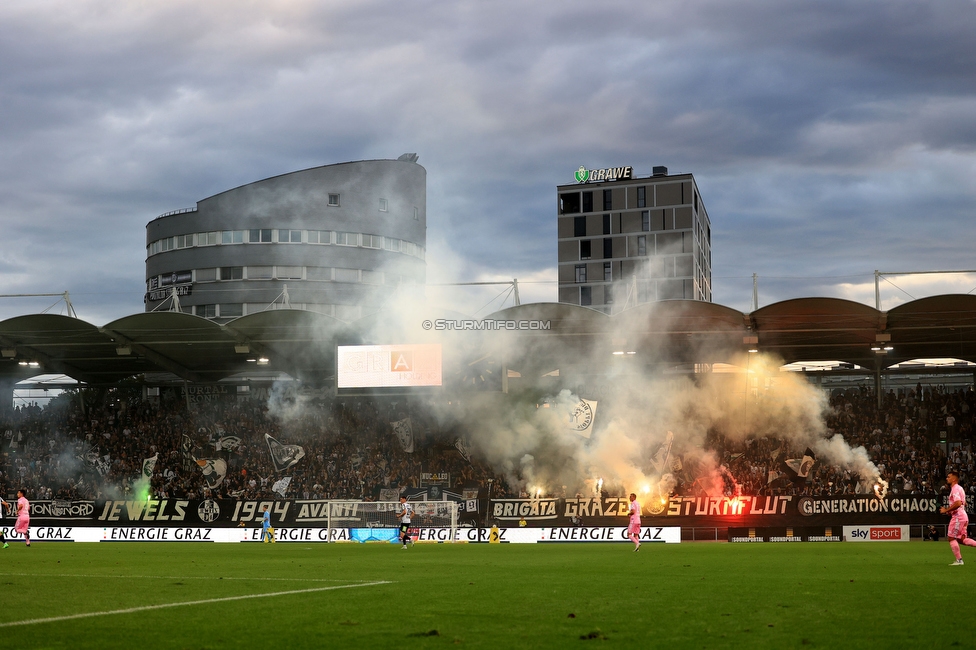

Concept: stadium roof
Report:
left=1, top=295, right=975, bottom=385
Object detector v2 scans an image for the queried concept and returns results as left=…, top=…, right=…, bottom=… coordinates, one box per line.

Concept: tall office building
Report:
left=145, top=155, right=426, bottom=322
left=556, top=165, right=711, bottom=313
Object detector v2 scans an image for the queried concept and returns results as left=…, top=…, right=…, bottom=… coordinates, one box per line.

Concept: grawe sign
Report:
left=575, top=166, right=633, bottom=183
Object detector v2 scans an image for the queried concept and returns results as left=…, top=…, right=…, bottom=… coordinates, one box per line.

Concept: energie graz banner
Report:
left=5, top=495, right=953, bottom=528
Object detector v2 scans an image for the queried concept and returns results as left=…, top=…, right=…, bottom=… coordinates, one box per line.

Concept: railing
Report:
left=154, top=207, right=198, bottom=219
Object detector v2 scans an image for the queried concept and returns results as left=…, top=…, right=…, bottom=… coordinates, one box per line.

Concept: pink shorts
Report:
left=15, top=516, right=29, bottom=534
left=948, top=516, right=969, bottom=539
left=628, top=522, right=640, bottom=536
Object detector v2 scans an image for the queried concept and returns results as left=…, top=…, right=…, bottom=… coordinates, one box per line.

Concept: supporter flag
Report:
left=141, top=454, right=158, bottom=480
left=454, top=437, right=472, bottom=463
left=390, top=418, right=414, bottom=453
left=569, top=398, right=598, bottom=438
left=379, top=488, right=401, bottom=501
left=265, top=434, right=306, bottom=472
left=798, top=448, right=817, bottom=478
left=195, top=458, right=228, bottom=488
left=215, top=436, right=242, bottom=452
left=651, top=431, right=674, bottom=472
left=272, top=476, right=292, bottom=497
left=767, top=469, right=785, bottom=484
left=181, top=434, right=193, bottom=471
left=670, top=455, right=683, bottom=472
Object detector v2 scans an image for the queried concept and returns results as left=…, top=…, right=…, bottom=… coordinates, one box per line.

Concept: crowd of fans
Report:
left=0, top=390, right=509, bottom=502
left=1, top=382, right=974, bottom=502
left=715, top=383, right=974, bottom=498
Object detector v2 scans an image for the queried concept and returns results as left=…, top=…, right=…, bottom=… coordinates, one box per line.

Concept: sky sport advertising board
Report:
left=337, top=344, right=442, bottom=388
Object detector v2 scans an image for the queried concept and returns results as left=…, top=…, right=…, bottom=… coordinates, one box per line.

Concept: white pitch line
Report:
left=0, top=573, right=375, bottom=583
left=0, top=580, right=392, bottom=628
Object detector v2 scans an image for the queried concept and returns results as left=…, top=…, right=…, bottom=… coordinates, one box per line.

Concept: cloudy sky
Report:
left=2, top=0, right=975, bottom=324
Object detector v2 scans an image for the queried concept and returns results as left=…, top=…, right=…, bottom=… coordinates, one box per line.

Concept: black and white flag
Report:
left=454, top=437, right=472, bottom=463
left=215, top=436, right=242, bottom=452
left=390, top=418, right=414, bottom=453
left=265, top=434, right=306, bottom=472
left=181, top=434, right=193, bottom=471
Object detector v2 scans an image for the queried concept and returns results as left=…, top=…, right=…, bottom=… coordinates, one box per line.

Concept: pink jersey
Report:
left=14, top=496, right=30, bottom=534
left=950, top=484, right=967, bottom=520
left=629, top=500, right=641, bottom=525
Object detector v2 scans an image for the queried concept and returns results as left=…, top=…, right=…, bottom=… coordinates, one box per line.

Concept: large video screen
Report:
left=337, top=344, right=443, bottom=388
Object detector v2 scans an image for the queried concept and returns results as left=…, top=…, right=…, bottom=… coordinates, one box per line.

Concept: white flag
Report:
left=390, top=418, right=414, bottom=453
left=568, top=398, right=598, bottom=438
left=272, top=476, right=292, bottom=497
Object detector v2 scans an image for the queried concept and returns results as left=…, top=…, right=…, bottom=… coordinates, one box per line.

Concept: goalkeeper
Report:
left=396, top=496, right=413, bottom=549
left=261, top=505, right=275, bottom=544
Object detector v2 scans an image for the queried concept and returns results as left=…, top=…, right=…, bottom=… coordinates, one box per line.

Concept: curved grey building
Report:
left=145, top=156, right=426, bottom=321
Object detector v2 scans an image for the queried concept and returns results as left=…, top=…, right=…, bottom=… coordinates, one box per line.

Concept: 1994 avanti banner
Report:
left=0, top=494, right=956, bottom=529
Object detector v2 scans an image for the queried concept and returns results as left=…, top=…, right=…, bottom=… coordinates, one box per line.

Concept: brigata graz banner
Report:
left=490, top=495, right=949, bottom=527
left=7, top=494, right=952, bottom=528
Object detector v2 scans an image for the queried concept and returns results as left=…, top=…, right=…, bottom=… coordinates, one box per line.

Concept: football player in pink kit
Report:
left=627, top=493, right=641, bottom=552
left=14, top=489, right=31, bottom=547
left=940, top=472, right=976, bottom=565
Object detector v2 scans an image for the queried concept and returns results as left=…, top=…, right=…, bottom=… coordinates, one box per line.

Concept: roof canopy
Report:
left=1, top=296, right=975, bottom=385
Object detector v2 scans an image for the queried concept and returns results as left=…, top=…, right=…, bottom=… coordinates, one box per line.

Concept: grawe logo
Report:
left=575, top=166, right=590, bottom=183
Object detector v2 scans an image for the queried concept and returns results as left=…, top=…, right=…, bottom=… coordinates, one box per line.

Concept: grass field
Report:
left=0, top=539, right=968, bottom=649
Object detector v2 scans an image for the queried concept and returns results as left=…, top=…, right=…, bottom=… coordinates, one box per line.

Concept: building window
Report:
left=379, top=198, right=388, bottom=212
left=328, top=193, right=340, bottom=207
left=247, top=266, right=273, bottom=280
left=219, top=304, right=243, bottom=318
left=642, top=211, right=649, bottom=232
left=337, top=232, right=359, bottom=246
left=603, top=238, right=612, bottom=259
left=637, top=236, right=647, bottom=256
left=335, top=268, right=360, bottom=283
left=560, top=193, right=581, bottom=214
left=637, top=186, right=646, bottom=208
left=195, top=268, right=217, bottom=282
left=197, top=304, right=216, bottom=318
left=363, top=234, right=382, bottom=249
left=575, top=265, right=587, bottom=283
left=604, top=262, right=612, bottom=282
left=582, top=191, right=593, bottom=213
left=219, top=266, right=243, bottom=280
left=603, top=189, right=612, bottom=211
left=221, top=230, right=244, bottom=244
left=309, top=230, right=331, bottom=244
left=362, top=270, right=384, bottom=285
left=276, top=266, right=303, bottom=280
left=384, top=238, right=400, bottom=252
left=603, top=214, right=611, bottom=235
left=580, top=286, right=592, bottom=306
left=197, top=232, right=218, bottom=246
left=414, top=207, right=419, bottom=220
left=306, top=266, right=331, bottom=281
left=278, top=229, right=302, bottom=243
left=605, top=284, right=614, bottom=304
left=248, top=229, right=272, bottom=243
left=580, top=240, right=591, bottom=260
left=574, top=216, right=586, bottom=237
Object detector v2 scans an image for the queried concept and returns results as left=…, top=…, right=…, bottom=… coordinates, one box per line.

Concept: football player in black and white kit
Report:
left=397, top=496, right=413, bottom=549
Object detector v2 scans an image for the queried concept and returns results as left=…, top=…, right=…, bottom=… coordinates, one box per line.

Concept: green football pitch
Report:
left=0, top=539, right=967, bottom=648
